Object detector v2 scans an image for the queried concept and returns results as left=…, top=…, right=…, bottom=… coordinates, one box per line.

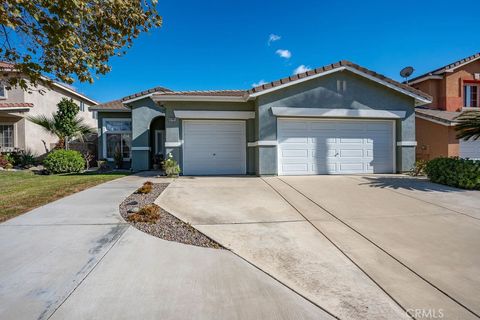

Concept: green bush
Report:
left=43, top=150, right=85, bottom=174
left=425, top=157, right=480, bottom=190
left=162, top=153, right=180, bottom=177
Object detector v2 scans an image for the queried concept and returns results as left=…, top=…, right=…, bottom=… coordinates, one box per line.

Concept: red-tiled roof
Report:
left=408, top=52, right=480, bottom=83
left=121, top=86, right=172, bottom=101
left=0, top=102, right=34, bottom=109
left=248, top=60, right=432, bottom=101
left=89, top=100, right=128, bottom=112
left=0, top=61, right=15, bottom=69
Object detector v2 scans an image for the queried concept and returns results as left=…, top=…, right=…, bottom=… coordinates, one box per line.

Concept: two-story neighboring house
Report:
left=409, top=53, right=480, bottom=160
left=0, top=62, right=98, bottom=156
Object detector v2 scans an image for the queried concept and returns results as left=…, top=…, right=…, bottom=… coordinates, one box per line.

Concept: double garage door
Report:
left=182, top=119, right=395, bottom=175
left=278, top=119, right=395, bottom=175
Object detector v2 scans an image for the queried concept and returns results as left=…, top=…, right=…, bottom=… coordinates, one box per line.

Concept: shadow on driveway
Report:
left=357, top=176, right=464, bottom=192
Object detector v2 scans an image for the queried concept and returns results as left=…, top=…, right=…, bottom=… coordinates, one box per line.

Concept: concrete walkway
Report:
left=158, top=176, right=480, bottom=320
left=0, top=174, right=332, bottom=320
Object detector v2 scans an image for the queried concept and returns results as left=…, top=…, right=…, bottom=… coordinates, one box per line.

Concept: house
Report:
left=0, top=61, right=98, bottom=156
left=409, top=52, right=480, bottom=160
left=90, top=60, right=431, bottom=175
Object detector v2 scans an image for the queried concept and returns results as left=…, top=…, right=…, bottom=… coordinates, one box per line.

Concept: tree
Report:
left=28, top=98, right=96, bottom=149
left=455, top=110, right=480, bottom=141
left=0, top=1, right=161, bottom=90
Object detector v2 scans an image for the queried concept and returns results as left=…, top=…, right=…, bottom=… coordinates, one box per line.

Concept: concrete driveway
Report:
left=158, top=175, right=480, bottom=320
left=0, top=174, right=332, bottom=320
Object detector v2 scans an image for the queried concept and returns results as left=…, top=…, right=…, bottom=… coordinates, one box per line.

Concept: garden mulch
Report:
left=119, top=183, right=223, bottom=249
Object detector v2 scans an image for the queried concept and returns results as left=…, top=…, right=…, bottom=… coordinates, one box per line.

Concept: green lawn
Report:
left=0, top=171, right=129, bottom=222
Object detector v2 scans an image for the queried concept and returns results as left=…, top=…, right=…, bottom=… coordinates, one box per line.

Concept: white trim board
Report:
left=397, top=141, right=417, bottom=147
left=415, top=114, right=456, bottom=126
left=174, top=110, right=255, bottom=119
left=271, top=107, right=406, bottom=119
left=247, top=141, right=278, bottom=147
left=165, top=141, right=182, bottom=147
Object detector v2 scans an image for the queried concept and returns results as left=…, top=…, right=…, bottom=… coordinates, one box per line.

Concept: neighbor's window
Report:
left=79, top=101, right=85, bottom=111
left=0, top=84, right=6, bottom=99
left=464, top=85, right=479, bottom=108
left=104, top=119, right=131, bottom=160
left=0, top=124, right=14, bottom=148
left=92, top=111, right=98, bottom=119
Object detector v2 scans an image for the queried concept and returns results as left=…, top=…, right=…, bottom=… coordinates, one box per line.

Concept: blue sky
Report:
left=75, top=0, right=480, bottom=103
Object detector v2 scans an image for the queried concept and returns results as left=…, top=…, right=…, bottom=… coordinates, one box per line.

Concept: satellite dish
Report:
left=400, top=66, right=415, bottom=84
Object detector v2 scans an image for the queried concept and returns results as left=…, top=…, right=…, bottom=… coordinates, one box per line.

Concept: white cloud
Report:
left=293, top=64, right=312, bottom=75
left=268, top=34, right=281, bottom=45
left=275, top=49, right=292, bottom=59
left=252, top=80, right=267, bottom=87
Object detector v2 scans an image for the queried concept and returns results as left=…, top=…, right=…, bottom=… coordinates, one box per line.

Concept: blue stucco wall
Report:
left=254, top=70, right=417, bottom=174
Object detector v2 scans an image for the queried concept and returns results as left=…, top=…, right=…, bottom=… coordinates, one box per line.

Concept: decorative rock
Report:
left=128, top=207, right=140, bottom=214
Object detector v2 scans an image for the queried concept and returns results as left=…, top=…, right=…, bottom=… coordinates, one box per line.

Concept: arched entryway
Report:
left=149, top=116, right=165, bottom=169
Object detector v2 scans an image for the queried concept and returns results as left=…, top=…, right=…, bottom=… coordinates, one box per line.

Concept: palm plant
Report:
left=455, top=110, right=480, bottom=141
left=28, top=98, right=96, bottom=150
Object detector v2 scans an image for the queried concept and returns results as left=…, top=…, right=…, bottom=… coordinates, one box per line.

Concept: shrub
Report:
left=425, top=157, right=480, bottom=190
left=136, top=181, right=153, bottom=194
left=410, top=159, right=428, bottom=176
left=163, top=153, right=181, bottom=177
left=19, top=150, right=36, bottom=167
left=3, top=153, right=16, bottom=166
left=127, top=203, right=160, bottom=223
left=0, top=154, right=10, bottom=168
left=43, top=149, right=85, bottom=174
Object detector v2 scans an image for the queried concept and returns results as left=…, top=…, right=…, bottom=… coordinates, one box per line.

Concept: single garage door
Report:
left=278, top=119, right=395, bottom=175
left=460, top=139, right=480, bottom=159
left=183, top=120, right=246, bottom=175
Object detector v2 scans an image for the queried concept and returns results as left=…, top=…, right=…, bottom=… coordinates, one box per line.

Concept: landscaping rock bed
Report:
left=120, top=183, right=223, bottom=249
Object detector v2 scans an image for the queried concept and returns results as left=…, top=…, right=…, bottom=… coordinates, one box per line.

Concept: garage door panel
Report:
left=183, top=120, right=246, bottom=175
left=460, top=140, right=480, bottom=159
left=278, top=119, right=394, bottom=175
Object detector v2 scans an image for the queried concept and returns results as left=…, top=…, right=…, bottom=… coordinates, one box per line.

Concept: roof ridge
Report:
left=408, top=52, right=480, bottom=82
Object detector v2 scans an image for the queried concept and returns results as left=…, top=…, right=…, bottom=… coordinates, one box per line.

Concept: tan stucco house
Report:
left=0, top=62, right=98, bottom=156
left=409, top=52, right=480, bottom=160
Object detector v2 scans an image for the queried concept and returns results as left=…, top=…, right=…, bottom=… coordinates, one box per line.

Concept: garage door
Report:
left=278, top=119, right=395, bottom=175
left=183, top=120, right=246, bottom=175
left=460, top=139, right=480, bottom=159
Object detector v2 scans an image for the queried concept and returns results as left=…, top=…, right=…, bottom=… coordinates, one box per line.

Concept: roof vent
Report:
left=475, top=73, right=480, bottom=80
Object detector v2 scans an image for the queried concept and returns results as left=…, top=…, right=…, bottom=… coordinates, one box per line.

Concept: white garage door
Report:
left=460, top=139, right=480, bottom=159
left=278, top=119, right=395, bottom=175
left=183, top=120, right=246, bottom=175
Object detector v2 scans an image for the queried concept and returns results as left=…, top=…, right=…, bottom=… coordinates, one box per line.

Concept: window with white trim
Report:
left=0, top=124, right=14, bottom=148
left=0, top=84, right=6, bottom=99
left=464, top=84, right=479, bottom=108
left=103, top=119, right=131, bottom=160
left=79, top=101, right=85, bottom=111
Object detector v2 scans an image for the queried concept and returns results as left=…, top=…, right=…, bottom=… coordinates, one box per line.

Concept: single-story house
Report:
left=90, top=60, right=432, bottom=175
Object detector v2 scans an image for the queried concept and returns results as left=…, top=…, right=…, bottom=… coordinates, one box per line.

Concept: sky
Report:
left=74, top=0, right=480, bottom=103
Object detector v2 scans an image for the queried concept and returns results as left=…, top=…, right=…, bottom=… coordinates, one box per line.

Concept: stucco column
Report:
left=130, top=99, right=165, bottom=171
left=396, top=110, right=416, bottom=172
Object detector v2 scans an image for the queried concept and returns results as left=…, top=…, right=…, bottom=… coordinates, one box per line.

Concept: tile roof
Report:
left=0, top=61, right=15, bottom=69
left=248, top=60, right=432, bottom=101
left=158, top=90, right=246, bottom=97
left=92, top=60, right=432, bottom=111
left=89, top=100, right=128, bottom=111
left=415, top=108, right=461, bottom=124
left=0, top=102, right=34, bottom=109
left=408, top=52, right=480, bottom=83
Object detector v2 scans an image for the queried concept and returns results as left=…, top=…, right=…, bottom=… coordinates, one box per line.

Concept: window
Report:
left=464, top=85, right=479, bottom=108
left=79, top=101, right=85, bottom=111
left=0, top=84, right=6, bottom=99
left=92, top=111, right=98, bottom=119
left=0, top=124, right=14, bottom=148
left=103, top=119, right=131, bottom=160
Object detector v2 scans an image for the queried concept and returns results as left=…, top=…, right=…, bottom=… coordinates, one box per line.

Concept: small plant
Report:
left=136, top=181, right=153, bottom=194
left=425, top=157, right=480, bottom=190
left=3, top=153, right=16, bottom=166
left=97, top=159, right=108, bottom=171
left=43, top=149, right=85, bottom=174
left=162, top=153, right=181, bottom=177
left=19, top=149, right=36, bottom=167
left=114, top=145, right=123, bottom=169
left=127, top=203, right=160, bottom=223
left=410, top=159, right=428, bottom=176
left=0, top=154, right=11, bottom=168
